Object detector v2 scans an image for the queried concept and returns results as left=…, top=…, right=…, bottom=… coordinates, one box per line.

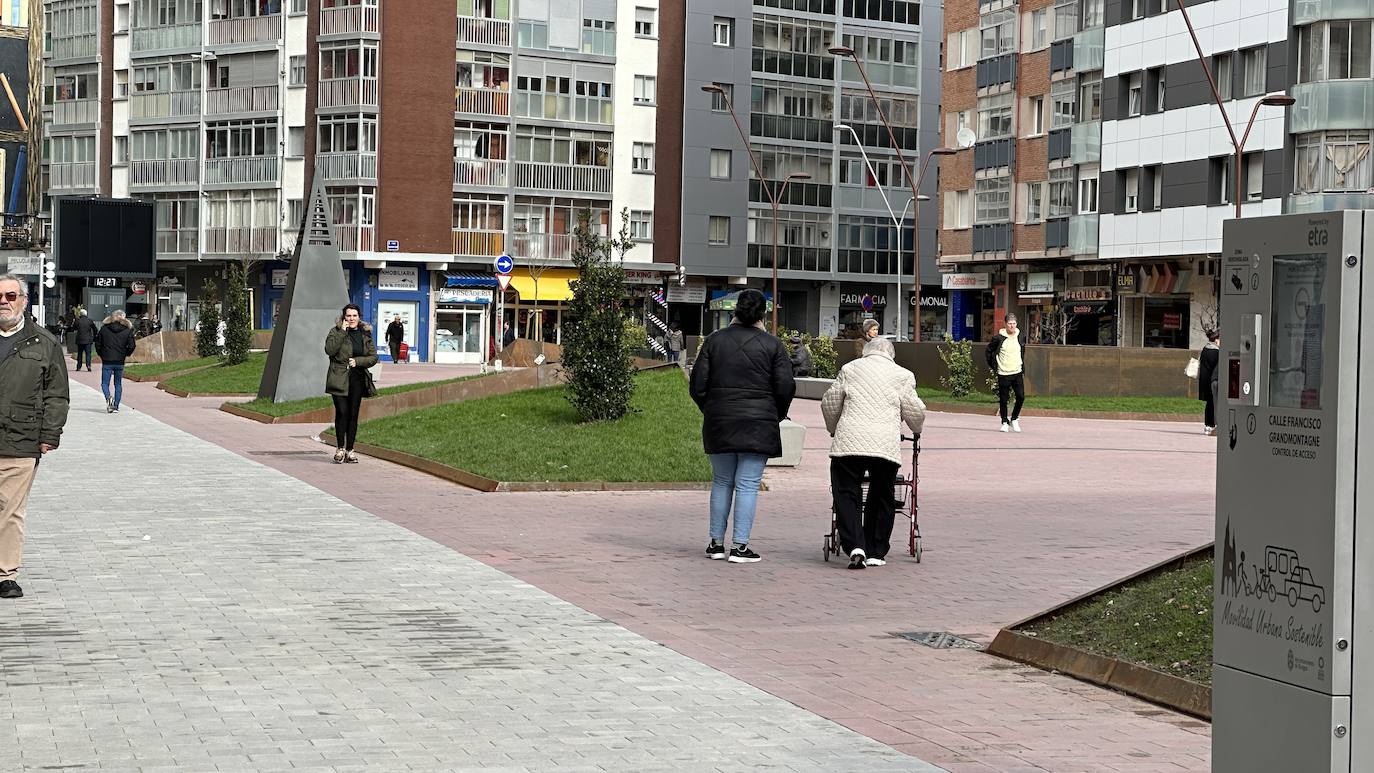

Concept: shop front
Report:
left=260, top=261, right=291, bottom=329
left=348, top=264, right=431, bottom=362
left=1015, top=271, right=1058, bottom=344
left=435, top=286, right=492, bottom=364
left=1117, top=261, right=1195, bottom=348
left=912, top=288, right=950, bottom=341
left=838, top=285, right=886, bottom=338
left=707, top=290, right=775, bottom=331
left=1062, top=267, right=1116, bottom=346
left=942, top=272, right=992, bottom=341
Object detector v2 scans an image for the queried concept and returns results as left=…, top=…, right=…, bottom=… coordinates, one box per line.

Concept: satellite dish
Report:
left=956, top=128, right=977, bottom=149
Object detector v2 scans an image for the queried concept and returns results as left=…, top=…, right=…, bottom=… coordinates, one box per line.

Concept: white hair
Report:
left=110, top=309, right=126, bottom=320
left=0, top=273, right=25, bottom=293
left=863, top=337, right=895, bottom=357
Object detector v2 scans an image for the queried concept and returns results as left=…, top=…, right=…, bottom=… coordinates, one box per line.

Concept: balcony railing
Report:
left=204, top=226, right=277, bottom=254
left=319, top=77, right=379, bottom=108
left=131, top=22, right=202, bottom=53
left=208, top=14, right=281, bottom=46
left=334, top=224, right=375, bottom=252
left=1071, top=120, right=1101, bottom=165
left=320, top=4, right=379, bottom=36
left=455, top=87, right=510, bottom=117
left=205, top=85, right=279, bottom=115
left=49, top=162, right=98, bottom=189
left=453, top=158, right=508, bottom=188
left=129, top=159, right=199, bottom=187
left=513, top=161, right=611, bottom=194
left=453, top=229, right=505, bottom=257
left=1290, top=80, right=1374, bottom=135
left=1073, top=27, right=1105, bottom=72
left=48, top=99, right=99, bottom=125
left=47, top=35, right=98, bottom=61
left=511, top=232, right=576, bottom=261
left=317, top=151, right=378, bottom=181
left=1069, top=213, right=1099, bottom=255
left=456, top=16, right=511, bottom=47
left=129, top=90, right=201, bottom=120
left=203, top=156, right=280, bottom=185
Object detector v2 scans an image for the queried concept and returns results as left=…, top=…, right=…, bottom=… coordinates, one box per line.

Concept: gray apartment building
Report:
left=655, top=0, right=944, bottom=339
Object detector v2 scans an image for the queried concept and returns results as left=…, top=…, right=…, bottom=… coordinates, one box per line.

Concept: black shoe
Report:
left=0, top=580, right=22, bottom=599
left=727, top=545, right=761, bottom=563
left=848, top=548, right=867, bottom=570
left=106, top=399, right=113, bottom=414
left=706, top=541, right=726, bottom=560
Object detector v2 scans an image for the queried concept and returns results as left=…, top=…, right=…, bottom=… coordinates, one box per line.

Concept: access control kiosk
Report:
left=1214, top=211, right=1374, bottom=771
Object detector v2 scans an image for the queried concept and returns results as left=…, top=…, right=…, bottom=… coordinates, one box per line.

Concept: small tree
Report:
left=937, top=334, right=975, bottom=397
left=563, top=209, right=637, bottom=422
left=222, top=259, right=253, bottom=365
left=195, top=279, right=222, bottom=358
left=809, top=335, right=839, bottom=379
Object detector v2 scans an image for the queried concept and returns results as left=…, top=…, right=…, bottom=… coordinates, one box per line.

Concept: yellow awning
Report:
left=507, top=268, right=579, bottom=302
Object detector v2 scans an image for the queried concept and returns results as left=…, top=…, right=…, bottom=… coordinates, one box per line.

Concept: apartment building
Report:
left=655, top=0, right=945, bottom=339
left=40, top=0, right=661, bottom=362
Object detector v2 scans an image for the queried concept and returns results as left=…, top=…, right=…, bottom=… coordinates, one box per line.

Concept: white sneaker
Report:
left=1203, top=425, right=1214, bottom=435
left=1000, top=422, right=1010, bottom=433
left=864, top=557, right=886, bottom=567
left=848, top=548, right=867, bottom=570
left=1011, top=420, right=1022, bottom=433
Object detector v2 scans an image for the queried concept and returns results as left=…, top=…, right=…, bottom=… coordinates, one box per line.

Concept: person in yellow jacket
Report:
left=985, top=313, right=1028, bottom=433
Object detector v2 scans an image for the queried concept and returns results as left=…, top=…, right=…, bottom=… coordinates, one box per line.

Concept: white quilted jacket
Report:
left=821, top=351, right=926, bottom=464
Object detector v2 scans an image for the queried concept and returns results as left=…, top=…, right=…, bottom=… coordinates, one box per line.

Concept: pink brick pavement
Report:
left=82, top=368, right=1216, bottom=772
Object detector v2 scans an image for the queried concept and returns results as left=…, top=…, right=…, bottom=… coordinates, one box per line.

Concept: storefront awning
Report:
left=445, top=272, right=499, bottom=288
left=508, top=268, right=579, bottom=302
left=709, top=291, right=776, bottom=312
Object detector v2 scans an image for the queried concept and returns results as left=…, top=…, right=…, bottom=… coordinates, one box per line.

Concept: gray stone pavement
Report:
left=0, top=383, right=945, bottom=773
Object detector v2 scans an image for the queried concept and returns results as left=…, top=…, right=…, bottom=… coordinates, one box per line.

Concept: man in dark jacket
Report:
left=0, top=274, right=71, bottom=599
left=985, top=313, right=1029, bottom=432
left=385, top=315, right=405, bottom=363
left=72, top=309, right=98, bottom=371
left=97, top=310, right=137, bottom=413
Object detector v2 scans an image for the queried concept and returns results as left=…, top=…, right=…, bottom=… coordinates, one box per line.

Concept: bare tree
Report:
left=1034, top=306, right=1078, bottom=346
left=1195, top=298, right=1221, bottom=339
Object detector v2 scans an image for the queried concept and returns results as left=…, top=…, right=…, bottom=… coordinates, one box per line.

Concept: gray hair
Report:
left=0, top=273, right=26, bottom=294
left=110, top=309, right=126, bottom=320
left=862, top=337, right=896, bottom=357
left=1005, top=312, right=1018, bottom=324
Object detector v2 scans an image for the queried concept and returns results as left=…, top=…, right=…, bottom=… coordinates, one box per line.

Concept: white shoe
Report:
left=848, top=548, right=867, bottom=570
left=864, top=557, right=886, bottom=567
left=1000, top=422, right=1010, bottom=433
left=1204, top=425, right=1214, bottom=435
left=1011, top=420, right=1022, bottom=433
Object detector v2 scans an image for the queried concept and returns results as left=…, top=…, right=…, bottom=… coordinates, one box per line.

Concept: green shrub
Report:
left=563, top=209, right=637, bottom=422
left=195, top=280, right=221, bottom=359
left=222, top=260, right=253, bottom=365
left=937, top=334, right=976, bottom=397
left=809, top=336, right=838, bottom=379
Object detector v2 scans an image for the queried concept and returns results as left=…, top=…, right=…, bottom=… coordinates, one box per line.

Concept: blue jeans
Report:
left=101, top=364, right=124, bottom=408
left=668, top=350, right=681, bottom=363
left=76, top=343, right=93, bottom=369
left=708, top=453, right=768, bottom=546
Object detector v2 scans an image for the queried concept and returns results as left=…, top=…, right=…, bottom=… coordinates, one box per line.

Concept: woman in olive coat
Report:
left=325, top=303, right=378, bottom=463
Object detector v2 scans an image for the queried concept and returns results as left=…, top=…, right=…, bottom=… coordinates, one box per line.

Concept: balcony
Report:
left=48, top=99, right=99, bottom=126
left=205, top=85, right=279, bottom=115
left=317, top=151, right=378, bottom=181
left=513, top=162, right=611, bottom=195
left=204, top=226, right=277, bottom=254
left=129, top=159, right=199, bottom=187
left=1073, top=27, right=1105, bottom=72
left=334, top=224, right=375, bottom=252
left=456, top=16, right=511, bottom=47
left=320, top=4, right=379, bottom=36
left=455, top=87, right=510, bottom=117
left=453, top=229, right=505, bottom=257
left=203, top=156, right=280, bottom=185
left=49, top=162, right=98, bottom=190
left=1290, top=80, right=1374, bottom=134
left=208, top=14, right=281, bottom=46
left=319, top=77, right=379, bottom=109
left=130, top=90, right=201, bottom=120
left=47, top=35, right=98, bottom=61
left=131, top=22, right=201, bottom=54
left=1069, top=213, right=1099, bottom=255
left=1071, top=120, right=1101, bottom=165
left=511, top=232, right=576, bottom=261
left=453, top=158, right=508, bottom=188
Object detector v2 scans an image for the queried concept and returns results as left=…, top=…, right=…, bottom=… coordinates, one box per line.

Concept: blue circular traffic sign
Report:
left=495, top=254, right=514, bottom=274
left=861, top=295, right=874, bottom=312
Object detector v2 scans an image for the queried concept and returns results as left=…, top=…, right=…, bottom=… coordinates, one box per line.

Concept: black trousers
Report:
left=389, top=341, right=402, bottom=362
left=997, top=372, right=1025, bottom=423
left=831, top=455, right=900, bottom=559
left=332, top=376, right=365, bottom=450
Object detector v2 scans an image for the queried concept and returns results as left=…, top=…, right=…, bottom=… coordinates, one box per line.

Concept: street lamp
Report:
left=829, top=45, right=956, bottom=341
left=702, top=83, right=810, bottom=334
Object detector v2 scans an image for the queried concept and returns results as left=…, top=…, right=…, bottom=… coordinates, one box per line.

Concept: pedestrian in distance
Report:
left=986, top=312, right=1028, bottom=433
left=822, top=337, right=926, bottom=569
left=96, top=309, right=137, bottom=414
left=665, top=321, right=685, bottom=364
left=0, top=274, right=71, bottom=599
left=325, top=303, right=378, bottom=465
left=1198, top=329, right=1221, bottom=436
left=385, top=314, right=405, bottom=364
left=690, top=288, right=796, bottom=564
left=861, top=318, right=880, bottom=342
left=501, top=320, right=516, bottom=350
left=790, top=333, right=812, bottom=378
left=72, top=308, right=98, bottom=371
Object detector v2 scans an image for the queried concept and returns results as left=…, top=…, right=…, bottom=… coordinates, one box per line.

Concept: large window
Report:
left=131, top=0, right=201, bottom=28
left=130, top=61, right=199, bottom=95
left=630, top=210, right=652, bottom=241
left=1053, top=0, right=1079, bottom=41
left=713, top=17, right=734, bottom=47
left=320, top=41, right=378, bottom=79
left=1079, top=73, right=1101, bottom=121
left=582, top=17, right=616, bottom=55
left=1298, top=20, right=1373, bottom=82
left=46, top=70, right=97, bottom=103
left=515, top=72, right=612, bottom=124
left=975, top=175, right=1011, bottom=223
left=838, top=32, right=919, bottom=88
left=514, top=126, right=611, bottom=167
left=131, top=127, right=196, bottom=160
left=977, top=93, right=1013, bottom=140
left=456, top=50, right=509, bottom=90
left=1242, top=46, right=1267, bottom=97
left=710, top=149, right=731, bottom=179
left=631, top=142, right=654, bottom=173
left=751, top=81, right=834, bottom=142
left=1048, top=167, right=1074, bottom=217
left=318, top=115, right=377, bottom=153
left=154, top=194, right=198, bottom=255
left=205, top=118, right=277, bottom=159
left=980, top=9, right=1016, bottom=59
left=1295, top=131, right=1372, bottom=193
left=944, top=189, right=971, bottom=229
left=843, top=0, right=919, bottom=25
left=836, top=215, right=913, bottom=275
left=752, top=14, right=836, bottom=80
left=1050, top=78, right=1076, bottom=129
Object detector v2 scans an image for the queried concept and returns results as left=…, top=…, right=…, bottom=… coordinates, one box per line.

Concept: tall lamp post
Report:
left=701, top=83, right=810, bottom=334
left=828, top=45, right=954, bottom=342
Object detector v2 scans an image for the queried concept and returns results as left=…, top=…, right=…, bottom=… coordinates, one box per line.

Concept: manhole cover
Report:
left=895, top=631, right=984, bottom=650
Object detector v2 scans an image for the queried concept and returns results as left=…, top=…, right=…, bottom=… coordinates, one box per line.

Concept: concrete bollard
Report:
left=768, top=418, right=807, bottom=467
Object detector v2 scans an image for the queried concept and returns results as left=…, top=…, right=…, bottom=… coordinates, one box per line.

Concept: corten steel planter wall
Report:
left=129, top=331, right=273, bottom=363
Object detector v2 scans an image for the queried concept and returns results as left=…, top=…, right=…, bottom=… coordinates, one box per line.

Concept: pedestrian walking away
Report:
left=790, top=334, right=812, bottom=378
left=72, top=309, right=98, bottom=371
left=665, top=321, right=684, bottom=364
left=96, top=309, right=137, bottom=413
left=0, top=274, right=71, bottom=599
left=501, top=321, right=516, bottom=351
left=690, top=289, right=795, bottom=564
left=385, top=314, right=405, bottom=363
left=986, top=313, right=1028, bottom=433
left=821, top=337, right=926, bottom=569
left=325, top=303, right=379, bottom=465
left=1198, top=329, right=1221, bottom=436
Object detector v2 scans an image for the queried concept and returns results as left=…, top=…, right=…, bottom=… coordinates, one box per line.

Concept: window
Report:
left=1130, top=0, right=1144, bottom=20
left=1029, top=95, right=1045, bottom=135
left=946, top=28, right=979, bottom=69
left=975, top=175, right=1011, bottom=223
left=289, top=55, right=306, bottom=87
left=752, top=13, right=837, bottom=80
left=1124, top=169, right=1139, bottom=213
left=1127, top=72, right=1143, bottom=116
left=1079, top=174, right=1098, bottom=214
left=977, top=92, right=1013, bottom=140
left=114, top=136, right=127, bottom=164
left=1242, top=47, right=1267, bottom=97
left=1049, top=167, right=1074, bottom=217
left=630, top=210, right=652, bottom=241
left=1151, top=165, right=1163, bottom=210
left=1030, top=9, right=1048, bottom=50
left=1214, top=53, right=1232, bottom=101
left=944, top=189, right=971, bottom=229
left=713, top=16, right=733, bottom=47
left=633, top=75, right=656, bottom=105
left=1148, top=67, right=1165, bottom=113
left=1078, top=74, right=1101, bottom=121
left=709, top=82, right=732, bottom=111
left=837, top=32, right=920, bottom=89
left=582, top=17, right=616, bottom=55
left=635, top=6, right=654, bottom=37
left=1025, top=181, right=1044, bottom=222
left=1082, top=0, right=1103, bottom=27
left=632, top=142, right=655, bottom=173
left=980, top=9, right=1016, bottom=59
left=1298, top=21, right=1373, bottom=82
left=1295, top=131, right=1373, bottom=193
left=287, top=126, right=304, bottom=157
left=710, top=149, right=731, bottom=179
left=1051, top=79, right=1076, bottom=129
left=708, top=215, right=730, bottom=245
left=1053, top=0, right=1078, bottom=42
left=290, top=0, right=305, bottom=13
left=1246, top=152, right=1263, bottom=201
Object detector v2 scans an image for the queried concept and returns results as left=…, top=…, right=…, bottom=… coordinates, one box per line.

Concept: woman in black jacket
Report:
left=689, top=289, right=795, bottom=564
left=1198, top=329, right=1221, bottom=435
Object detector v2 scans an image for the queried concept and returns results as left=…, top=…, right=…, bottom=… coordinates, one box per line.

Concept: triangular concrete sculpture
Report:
left=258, top=172, right=350, bottom=402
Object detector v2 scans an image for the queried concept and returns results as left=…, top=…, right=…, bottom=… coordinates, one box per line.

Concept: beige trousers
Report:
left=0, top=457, right=39, bottom=582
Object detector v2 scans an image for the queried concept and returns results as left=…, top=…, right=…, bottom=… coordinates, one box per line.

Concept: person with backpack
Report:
left=986, top=313, right=1028, bottom=433
left=96, top=310, right=137, bottom=413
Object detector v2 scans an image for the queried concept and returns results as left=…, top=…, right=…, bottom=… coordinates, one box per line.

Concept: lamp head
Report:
left=931, top=147, right=958, bottom=156
left=700, top=84, right=724, bottom=94
left=1260, top=94, right=1296, bottom=107
left=828, top=45, right=855, bottom=57
left=787, top=172, right=812, bottom=181
left=833, top=124, right=853, bottom=133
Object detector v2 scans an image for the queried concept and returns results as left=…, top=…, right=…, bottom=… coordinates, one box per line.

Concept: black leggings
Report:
left=997, top=372, right=1025, bottom=423
left=332, top=378, right=365, bottom=450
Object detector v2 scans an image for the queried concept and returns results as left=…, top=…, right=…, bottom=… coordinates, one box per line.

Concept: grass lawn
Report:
left=161, top=352, right=268, bottom=394
left=357, top=368, right=710, bottom=483
left=1017, top=555, right=1214, bottom=685
left=232, top=374, right=486, bottom=417
left=916, top=387, right=1199, bottom=415
left=124, top=356, right=222, bottom=379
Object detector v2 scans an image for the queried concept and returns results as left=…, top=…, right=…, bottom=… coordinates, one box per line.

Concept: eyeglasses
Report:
left=0, top=291, right=25, bottom=303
